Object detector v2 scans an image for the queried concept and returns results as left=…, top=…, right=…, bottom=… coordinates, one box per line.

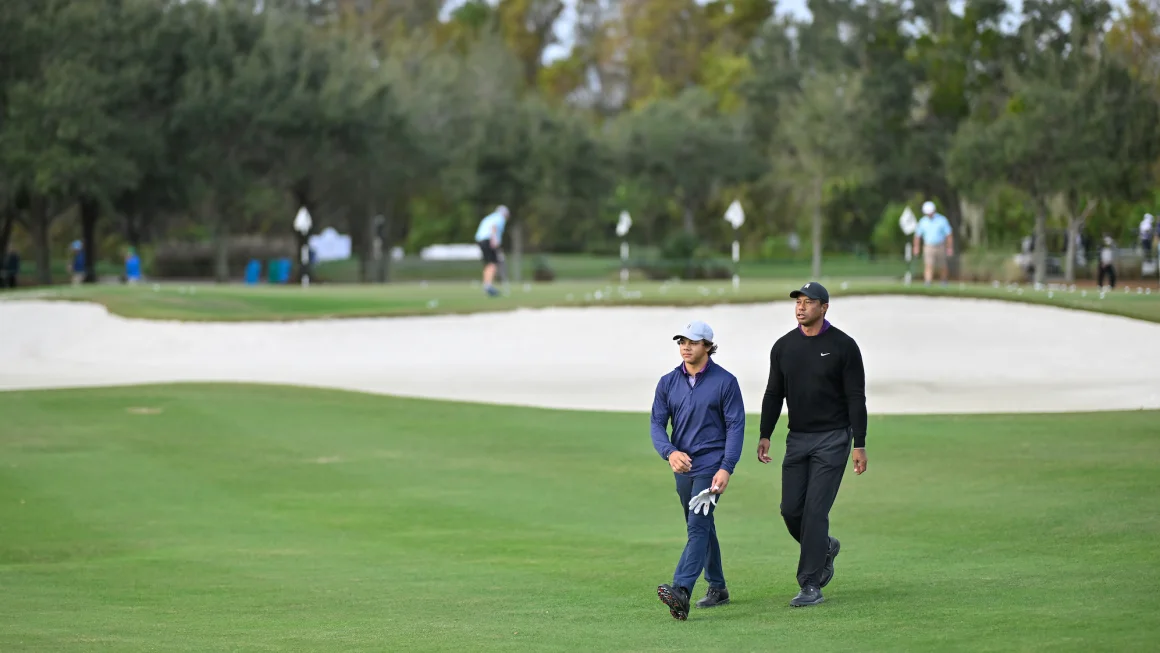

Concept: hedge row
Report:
left=151, top=236, right=296, bottom=279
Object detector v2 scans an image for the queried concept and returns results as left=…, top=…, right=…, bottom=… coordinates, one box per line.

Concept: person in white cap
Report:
left=913, top=201, right=953, bottom=286
left=474, top=205, right=509, bottom=296
left=652, top=320, right=746, bottom=620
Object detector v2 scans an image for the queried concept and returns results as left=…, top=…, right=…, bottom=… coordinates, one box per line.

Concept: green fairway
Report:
left=311, top=252, right=914, bottom=284
left=1, top=384, right=1157, bottom=652
left=7, top=276, right=1160, bottom=323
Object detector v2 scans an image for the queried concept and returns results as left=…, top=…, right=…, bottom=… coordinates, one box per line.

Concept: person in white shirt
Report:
left=474, top=206, right=509, bottom=297
left=1099, top=235, right=1117, bottom=289
left=913, top=201, right=954, bottom=286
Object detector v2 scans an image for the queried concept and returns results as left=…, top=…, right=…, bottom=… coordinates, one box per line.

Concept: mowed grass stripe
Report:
left=0, top=384, right=1158, bottom=652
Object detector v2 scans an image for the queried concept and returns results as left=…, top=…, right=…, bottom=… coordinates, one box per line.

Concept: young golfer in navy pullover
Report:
left=652, top=320, right=745, bottom=620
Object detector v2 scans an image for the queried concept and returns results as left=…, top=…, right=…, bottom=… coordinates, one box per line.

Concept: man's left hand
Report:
left=710, top=469, right=731, bottom=494
left=852, top=449, right=867, bottom=475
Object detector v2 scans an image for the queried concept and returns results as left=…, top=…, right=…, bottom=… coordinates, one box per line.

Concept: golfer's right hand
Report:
left=668, top=451, right=692, bottom=473
left=757, top=438, right=773, bottom=464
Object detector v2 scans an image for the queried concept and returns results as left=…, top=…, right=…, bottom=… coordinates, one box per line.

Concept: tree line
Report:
left=2, top=0, right=1159, bottom=286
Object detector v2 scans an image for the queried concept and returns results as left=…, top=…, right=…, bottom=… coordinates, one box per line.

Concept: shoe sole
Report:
left=790, top=596, right=825, bottom=607
left=656, top=585, right=689, bottom=620
left=821, top=538, right=841, bottom=588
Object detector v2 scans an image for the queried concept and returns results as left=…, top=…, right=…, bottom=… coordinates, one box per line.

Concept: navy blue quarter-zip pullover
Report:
left=650, top=358, right=746, bottom=476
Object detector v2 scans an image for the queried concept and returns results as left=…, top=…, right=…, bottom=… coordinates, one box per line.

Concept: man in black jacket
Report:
left=756, top=281, right=868, bottom=607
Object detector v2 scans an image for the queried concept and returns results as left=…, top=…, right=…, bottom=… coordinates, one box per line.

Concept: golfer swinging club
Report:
left=757, top=282, right=868, bottom=607
left=652, top=320, right=746, bottom=620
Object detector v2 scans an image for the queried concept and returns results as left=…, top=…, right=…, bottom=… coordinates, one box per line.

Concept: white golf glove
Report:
left=688, top=487, right=719, bottom=516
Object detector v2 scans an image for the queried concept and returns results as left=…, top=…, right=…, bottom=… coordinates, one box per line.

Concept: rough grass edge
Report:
left=4, top=283, right=1157, bottom=325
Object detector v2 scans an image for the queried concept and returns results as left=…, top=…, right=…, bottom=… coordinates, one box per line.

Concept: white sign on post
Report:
left=724, top=200, right=745, bottom=290
left=616, top=211, right=632, bottom=283
left=724, top=200, right=745, bottom=229
left=294, top=206, right=313, bottom=235
left=616, top=211, right=632, bottom=237
left=899, top=206, right=917, bottom=235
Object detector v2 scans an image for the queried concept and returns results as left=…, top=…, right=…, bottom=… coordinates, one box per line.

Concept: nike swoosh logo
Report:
left=820, top=353, right=831, bottom=356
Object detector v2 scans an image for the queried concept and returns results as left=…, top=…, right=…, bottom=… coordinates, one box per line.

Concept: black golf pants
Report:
left=780, top=427, right=852, bottom=588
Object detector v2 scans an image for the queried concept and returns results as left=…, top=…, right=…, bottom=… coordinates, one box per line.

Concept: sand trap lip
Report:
left=1, top=296, right=1158, bottom=415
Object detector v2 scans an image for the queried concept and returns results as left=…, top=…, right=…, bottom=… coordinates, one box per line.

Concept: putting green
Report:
left=1, top=384, right=1157, bottom=652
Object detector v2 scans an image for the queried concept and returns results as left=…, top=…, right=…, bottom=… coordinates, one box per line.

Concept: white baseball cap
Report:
left=922, top=201, right=936, bottom=215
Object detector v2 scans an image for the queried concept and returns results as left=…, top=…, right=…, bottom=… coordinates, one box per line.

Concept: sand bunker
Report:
left=1, top=296, right=1158, bottom=415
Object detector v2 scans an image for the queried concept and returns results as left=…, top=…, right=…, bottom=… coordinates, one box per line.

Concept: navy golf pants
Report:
left=672, top=473, right=725, bottom=593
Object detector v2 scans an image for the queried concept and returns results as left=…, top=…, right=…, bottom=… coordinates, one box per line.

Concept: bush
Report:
left=871, top=202, right=912, bottom=258
left=634, top=258, right=733, bottom=280
left=634, top=231, right=734, bottom=280
left=760, top=234, right=807, bottom=260
left=660, top=231, right=700, bottom=261
left=958, top=251, right=1024, bottom=283
left=152, top=236, right=296, bottom=279
left=532, top=256, right=556, bottom=282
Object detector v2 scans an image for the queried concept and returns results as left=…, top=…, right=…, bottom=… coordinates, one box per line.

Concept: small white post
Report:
left=723, top=200, right=745, bottom=292
left=731, top=238, right=740, bottom=290
left=616, top=211, right=632, bottom=284
left=293, top=206, right=313, bottom=287
left=904, top=242, right=912, bottom=286
left=900, top=206, right=917, bottom=286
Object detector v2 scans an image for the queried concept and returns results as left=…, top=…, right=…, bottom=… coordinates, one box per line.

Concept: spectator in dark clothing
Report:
left=1, top=250, right=18, bottom=288
left=758, top=282, right=869, bottom=608
left=68, top=240, right=85, bottom=285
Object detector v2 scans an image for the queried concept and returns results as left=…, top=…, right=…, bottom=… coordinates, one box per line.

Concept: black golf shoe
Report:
left=790, top=584, right=824, bottom=607
left=695, top=586, right=730, bottom=608
left=820, top=537, right=841, bottom=588
left=657, top=583, right=691, bottom=620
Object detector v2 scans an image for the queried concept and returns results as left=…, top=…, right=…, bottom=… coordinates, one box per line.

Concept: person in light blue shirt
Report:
left=474, top=205, right=508, bottom=296
left=913, top=201, right=954, bottom=286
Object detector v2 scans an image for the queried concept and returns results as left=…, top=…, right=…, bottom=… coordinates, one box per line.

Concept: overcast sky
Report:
left=440, top=0, right=1129, bottom=63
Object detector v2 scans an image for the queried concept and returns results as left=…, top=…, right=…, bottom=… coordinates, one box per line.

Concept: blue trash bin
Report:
left=268, top=258, right=291, bottom=284
left=244, top=259, right=262, bottom=285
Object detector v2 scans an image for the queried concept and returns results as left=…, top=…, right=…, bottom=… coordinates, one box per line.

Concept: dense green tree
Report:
left=2, top=0, right=1158, bottom=286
